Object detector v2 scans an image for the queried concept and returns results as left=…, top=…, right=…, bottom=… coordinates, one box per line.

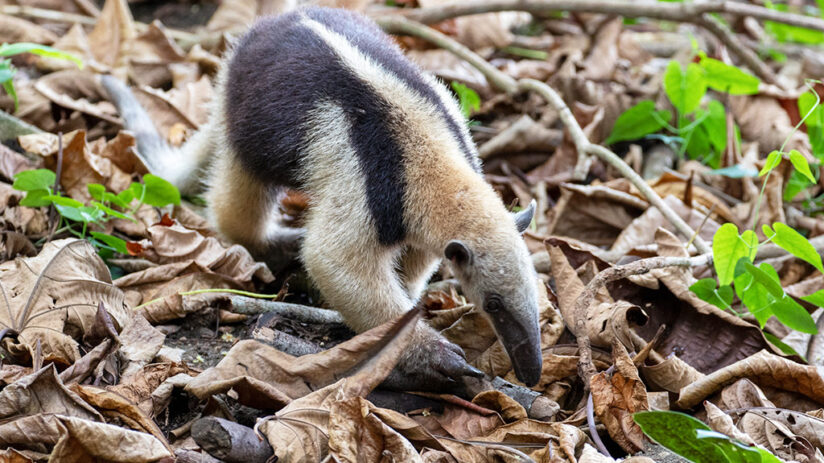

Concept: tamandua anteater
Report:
left=102, top=7, right=543, bottom=390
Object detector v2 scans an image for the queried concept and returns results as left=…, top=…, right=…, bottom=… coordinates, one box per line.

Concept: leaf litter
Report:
left=0, top=0, right=823, bottom=462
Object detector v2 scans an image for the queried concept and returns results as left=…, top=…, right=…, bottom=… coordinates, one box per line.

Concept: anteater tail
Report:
left=100, top=75, right=209, bottom=195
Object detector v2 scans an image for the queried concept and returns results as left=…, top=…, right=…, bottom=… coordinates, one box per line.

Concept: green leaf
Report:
left=19, top=189, right=52, bottom=208
left=141, top=174, right=181, bottom=207
left=2, top=77, right=17, bottom=111
left=450, top=81, right=480, bottom=119
left=799, top=92, right=824, bottom=160
left=743, top=261, right=784, bottom=299
left=683, top=114, right=712, bottom=162
left=788, top=150, right=817, bottom=183
left=129, top=182, right=145, bottom=202
left=89, top=231, right=128, bottom=254
left=759, top=151, right=782, bottom=176
left=99, top=192, right=128, bottom=209
left=88, top=183, right=105, bottom=201
left=0, top=59, right=13, bottom=83
left=713, top=224, right=758, bottom=286
left=633, top=411, right=730, bottom=463
left=735, top=263, right=771, bottom=327
left=694, top=429, right=779, bottom=463
left=12, top=169, right=55, bottom=192
left=44, top=195, right=84, bottom=208
left=784, top=169, right=813, bottom=201
left=605, top=100, right=671, bottom=144
left=763, top=331, right=804, bottom=358
left=801, top=288, right=824, bottom=308
left=91, top=201, right=134, bottom=221
left=704, top=100, right=728, bottom=153
left=799, top=92, right=824, bottom=129
left=0, top=43, right=83, bottom=68
left=664, top=61, right=707, bottom=114
left=699, top=56, right=760, bottom=95
left=116, top=189, right=135, bottom=206
left=690, top=279, right=733, bottom=310
left=764, top=223, right=824, bottom=272
left=771, top=296, right=818, bottom=334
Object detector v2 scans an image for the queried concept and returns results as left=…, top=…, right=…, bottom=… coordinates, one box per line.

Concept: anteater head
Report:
left=444, top=200, right=542, bottom=386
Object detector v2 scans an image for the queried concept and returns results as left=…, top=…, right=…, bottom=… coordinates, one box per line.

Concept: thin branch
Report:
left=385, top=0, right=808, bottom=85
left=394, top=0, right=824, bottom=35
left=377, top=15, right=711, bottom=254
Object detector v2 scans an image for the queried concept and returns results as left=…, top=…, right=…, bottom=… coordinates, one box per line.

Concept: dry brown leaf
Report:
left=547, top=243, right=647, bottom=350
left=0, top=14, right=57, bottom=44
left=548, top=183, right=642, bottom=247
left=258, top=308, right=422, bottom=462
left=649, top=172, right=737, bottom=225
left=0, top=414, right=171, bottom=462
left=87, top=0, right=138, bottom=74
left=329, top=396, right=423, bottom=463
left=0, top=239, right=128, bottom=365
left=36, top=24, right=101, bottom=73
left=71, top=384, right=172, bottom=451
left=0, top=183, right=48, bottom=236
left=118, top=312, right=165, bottom=378
left=640, top=354, right=705, bottom=393
left=590, top=342, right=648, bottom=453
left=704, top=401, right=757, bottom=445
left=678, top=350, right=824, bottom=409
left=133, top=75, right=214, bottom=137
left=472, top=390, right=528, bottom=422
left=187, top=309, right=422, bottom=407
left=730, top=95, right=808, bottom=154
left=34, top=70, right=121, bottom=125
left=0, top=144, right=38, bottom=183
left=0, top=365, right=101, bottom=423
left=581, top=17, right=622, bottom=81
left=107, top=362, right=191, bottom=417
left=610, top=196, right=720, bottom=258
left=408, top=49, right=490, bottom=93
left=134, top=220, right=273, bottom=284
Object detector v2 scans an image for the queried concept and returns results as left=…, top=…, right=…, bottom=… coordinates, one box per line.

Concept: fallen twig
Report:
left=221, top=296, right=345, bottom=325
left=191, top=417, right=274, bottom=463
left=376, top=16, right=711, bottom=255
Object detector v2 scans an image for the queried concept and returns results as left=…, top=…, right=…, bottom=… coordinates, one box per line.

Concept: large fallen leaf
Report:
left=677, top=350, right=824, bottom=408
left=257, top=308, right=422, bottom=462
left=134, top=221, right=273, bottom=284
left=0, top=414, right=171, bottom=462
left=0, top=239, right=128, bottom=365
left=187, top=308, right=423, bottom=408
left=0, top=365, right=101, bottom=423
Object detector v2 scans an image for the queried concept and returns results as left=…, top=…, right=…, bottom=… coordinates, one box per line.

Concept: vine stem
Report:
left=133, top=288, right=278, bottom=310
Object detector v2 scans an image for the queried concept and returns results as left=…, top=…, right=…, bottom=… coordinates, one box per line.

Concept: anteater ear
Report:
left=444, top=240, right=472, bottom=266
left=512, top=199, right=536, bottom=234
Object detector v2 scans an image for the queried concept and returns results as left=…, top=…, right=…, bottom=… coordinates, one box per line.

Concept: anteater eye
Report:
left=484, top=296, right=503, bottom=313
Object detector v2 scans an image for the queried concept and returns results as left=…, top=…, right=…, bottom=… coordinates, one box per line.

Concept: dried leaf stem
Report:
left=376, top=16, right=711, bottom=255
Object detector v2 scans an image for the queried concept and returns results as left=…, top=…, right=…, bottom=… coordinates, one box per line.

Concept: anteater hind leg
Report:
left=206, top=148, right=304, bottom=271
